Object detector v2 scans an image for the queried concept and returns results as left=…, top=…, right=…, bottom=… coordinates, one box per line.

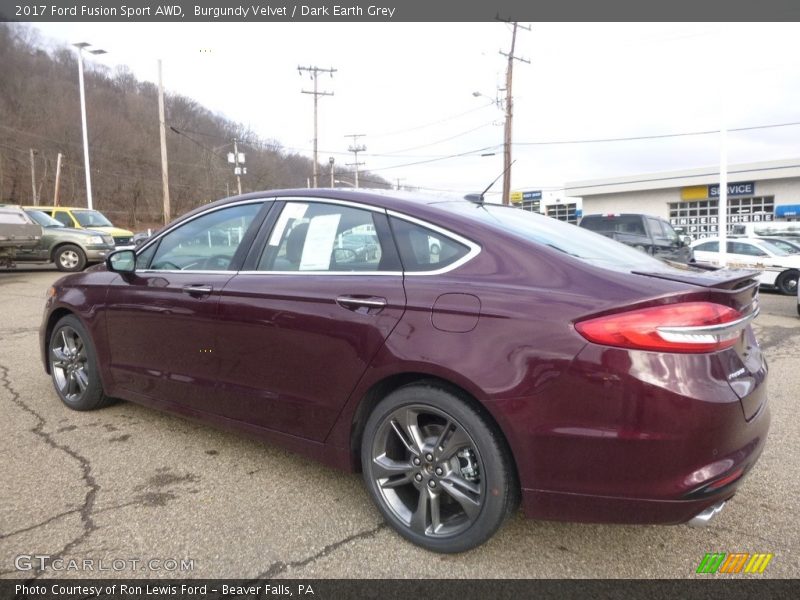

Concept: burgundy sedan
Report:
left=41, top=189, right=769, bottom=553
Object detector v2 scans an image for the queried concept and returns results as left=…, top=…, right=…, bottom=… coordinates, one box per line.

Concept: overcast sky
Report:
left=27, top=22, right=800, bottom=201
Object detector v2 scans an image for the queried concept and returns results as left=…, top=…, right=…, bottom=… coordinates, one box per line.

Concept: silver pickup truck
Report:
left=0, top=205, right=43, bottom=267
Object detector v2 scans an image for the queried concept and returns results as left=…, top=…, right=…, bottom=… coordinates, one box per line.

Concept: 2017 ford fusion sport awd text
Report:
left=41, top=189, right=770, bottom=552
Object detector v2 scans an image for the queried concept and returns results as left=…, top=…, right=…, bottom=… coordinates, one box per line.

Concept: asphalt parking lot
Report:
left=1, top=266, right=798, bottom=580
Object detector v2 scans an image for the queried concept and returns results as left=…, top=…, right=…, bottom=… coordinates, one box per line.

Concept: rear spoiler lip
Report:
left=631, top=267, right=760, bottom=290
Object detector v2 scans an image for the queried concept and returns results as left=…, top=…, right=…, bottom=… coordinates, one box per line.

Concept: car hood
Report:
left=83, top=226, right=134, bottom=237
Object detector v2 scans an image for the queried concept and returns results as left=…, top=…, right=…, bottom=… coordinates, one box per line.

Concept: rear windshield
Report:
left=580, top=215, right=645, bottom=235
left=438, top=202, right=664, bottom=270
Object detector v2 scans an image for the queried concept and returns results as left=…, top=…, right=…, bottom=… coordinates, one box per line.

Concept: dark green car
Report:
left=18, top=210, right=116, bottom=271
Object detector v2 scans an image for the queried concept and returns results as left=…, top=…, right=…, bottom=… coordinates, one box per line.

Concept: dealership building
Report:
left=561, top=158, right=800, bottom=238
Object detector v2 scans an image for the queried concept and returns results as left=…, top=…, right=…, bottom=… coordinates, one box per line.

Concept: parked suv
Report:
left=579, top=213, right=691, bottom=262
left=17, top=209, right=115, bottom=271
left=25, top=206, right=134, bottom=246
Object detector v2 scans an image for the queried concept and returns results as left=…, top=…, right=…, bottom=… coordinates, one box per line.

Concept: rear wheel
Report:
left=49, top=315, right=112, bottom=411
left=361, top=384, right=517, bottom=553
left=54, top=244, right=87, bottom=272
left=776, top=269, right=799, bottom=295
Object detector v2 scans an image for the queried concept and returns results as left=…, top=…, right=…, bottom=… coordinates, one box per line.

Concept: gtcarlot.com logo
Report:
left=696, top=552, right=773, bottom=574
left=14, top=555, right=194, bottom=572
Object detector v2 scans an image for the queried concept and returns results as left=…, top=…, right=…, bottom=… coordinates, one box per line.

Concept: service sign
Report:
left=709, top=182, right=755, bottom=198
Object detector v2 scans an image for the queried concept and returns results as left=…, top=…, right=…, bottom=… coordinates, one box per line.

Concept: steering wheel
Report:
left=152, top=260, right=182, bottom=271
left=202, top=254, right=232, bottom=270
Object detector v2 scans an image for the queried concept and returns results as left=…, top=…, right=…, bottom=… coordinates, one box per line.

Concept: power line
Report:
left=367, top=101, right=496, bottom=138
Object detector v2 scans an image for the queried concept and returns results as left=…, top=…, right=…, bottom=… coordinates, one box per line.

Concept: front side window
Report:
left=695, top=241, right=719, bottom=252
left=258, top=202, right=393, bottom=272
left=144, top=202, right=262, bottom=271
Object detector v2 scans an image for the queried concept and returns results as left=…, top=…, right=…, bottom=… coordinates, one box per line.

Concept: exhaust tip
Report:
left=688, top=501, right=725, bottom=527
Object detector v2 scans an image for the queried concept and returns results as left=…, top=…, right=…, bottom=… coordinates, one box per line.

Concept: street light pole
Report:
left=74, top=42, right=106, bottom=211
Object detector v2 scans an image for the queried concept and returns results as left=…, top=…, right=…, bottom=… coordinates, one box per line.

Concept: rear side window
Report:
left=52, top=212, right=74, bottom=227
left=389, top=217, right=470, bottom=272
left=258, top=201, right=401, bottom=272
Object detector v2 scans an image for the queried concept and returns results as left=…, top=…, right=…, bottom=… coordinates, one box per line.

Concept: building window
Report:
left=546, top=203, right=578, bottom=224
left=668, top=196, right=774, bottom=238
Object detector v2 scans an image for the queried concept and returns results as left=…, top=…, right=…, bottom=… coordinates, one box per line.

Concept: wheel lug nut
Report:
left=425, top=453, right=433, bottom=462
left=414, top=473, right=423, bottom=482
left=412, top=457, right=421, bottom=466
left=435, top=467, right=443, bottom=476
left=428, top=480, right=436, bottom=488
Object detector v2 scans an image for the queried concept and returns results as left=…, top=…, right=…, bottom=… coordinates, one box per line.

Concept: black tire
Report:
left=54, top=244, right=87, bottom=272
left=48, top=315, right=112, bottom=411
left=361, top=383, right=517, bottom=553
left=776, top=269, right=799, bottom=296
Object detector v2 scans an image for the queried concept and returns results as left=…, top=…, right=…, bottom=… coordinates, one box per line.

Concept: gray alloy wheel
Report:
left=54, top=244, right=87, bottom=272
left=776, top=269, right=799, bottom=296
left=361, top=384, right=517, bottom=553
left=49, top=315, right=112, bottom=411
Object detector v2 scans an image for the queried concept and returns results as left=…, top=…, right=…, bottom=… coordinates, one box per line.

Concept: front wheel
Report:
left=54, top=244, right=87, bottom=272
left=776, top=269, right=799, bottom=295
left=361, top=384, right=517, bottom=553
left=49, top=315, right=112, bottom=411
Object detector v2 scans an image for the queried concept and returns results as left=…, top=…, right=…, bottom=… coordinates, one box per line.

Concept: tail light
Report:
left=575, top=301, right=758, bottom=353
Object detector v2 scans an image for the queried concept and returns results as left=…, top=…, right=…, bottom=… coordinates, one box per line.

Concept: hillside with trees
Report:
left=0, top=24, right=390, bottom=229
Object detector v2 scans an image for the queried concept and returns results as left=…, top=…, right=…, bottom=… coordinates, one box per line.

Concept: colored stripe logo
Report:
left=697, top=552, right=773, bottom=574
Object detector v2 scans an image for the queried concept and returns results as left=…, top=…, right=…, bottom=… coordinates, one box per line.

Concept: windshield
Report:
left=439, top=202, right=664, bottom=270
left=26, top=210, right=64, bottom=228
left=73, top=210, right=113, bottom=227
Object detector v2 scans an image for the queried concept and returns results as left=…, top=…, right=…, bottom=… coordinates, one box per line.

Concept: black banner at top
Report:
left=2, top=0, right=800, bottom=22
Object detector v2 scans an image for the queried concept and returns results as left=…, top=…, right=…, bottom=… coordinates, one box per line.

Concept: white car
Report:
left=690, top=236, right=800, bottom=295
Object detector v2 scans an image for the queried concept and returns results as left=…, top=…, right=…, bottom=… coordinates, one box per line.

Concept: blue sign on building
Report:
left=522, top=190, right=542, bottom=200
left=709, top=181, right=755, bottom=197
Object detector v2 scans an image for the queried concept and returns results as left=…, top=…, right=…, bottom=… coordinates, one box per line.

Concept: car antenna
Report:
left=465, top=160, right=516, bottom=205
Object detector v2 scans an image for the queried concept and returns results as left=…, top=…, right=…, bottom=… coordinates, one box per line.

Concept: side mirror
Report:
left=106, top=249, right=136, bottom=273
left=681, top=235, right=692, bottom=246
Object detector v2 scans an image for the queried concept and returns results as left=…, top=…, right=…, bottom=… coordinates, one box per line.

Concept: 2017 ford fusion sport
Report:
left=41, top=189, right=769, bottom=553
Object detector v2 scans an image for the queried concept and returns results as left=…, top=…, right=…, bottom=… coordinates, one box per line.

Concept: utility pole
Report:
left=345, top=134, right=366, bottom=188
left=298, top=65, right=336, bottom=187
left=396, top=177, right=405, bottom=190
left=498, top=20, right=530, bottom=205
left=228, top=140, right=246, bottom=194
left=29, top=149, right=38, bottom=205
left=158, top=59, right=171, bottom=224
left=329, top=156, right=335, bottom=188
left=53, top=152, right=63, bottom=206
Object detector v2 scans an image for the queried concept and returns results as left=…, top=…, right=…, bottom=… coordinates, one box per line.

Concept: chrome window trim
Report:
left=236, top=270, right=403, bottom=276
left=132, top=196, right=482, bottom=277
left=386, top=209, right=482, bottom=276
left=278, top=196, right=388, bottom=214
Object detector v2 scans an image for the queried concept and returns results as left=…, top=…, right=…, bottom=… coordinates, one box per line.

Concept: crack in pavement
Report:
left=0, top=363, right=99, bottom=580
left=254, top=522, right=387, bottom=579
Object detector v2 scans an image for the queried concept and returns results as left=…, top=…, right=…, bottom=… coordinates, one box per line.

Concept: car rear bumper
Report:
left=489, top=342, right=770, bottom=525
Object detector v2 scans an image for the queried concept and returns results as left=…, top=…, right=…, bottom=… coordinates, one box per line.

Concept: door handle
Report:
left=336, top=296, right=387, bottom=311
left=182, top=284, right=213, bottom=296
